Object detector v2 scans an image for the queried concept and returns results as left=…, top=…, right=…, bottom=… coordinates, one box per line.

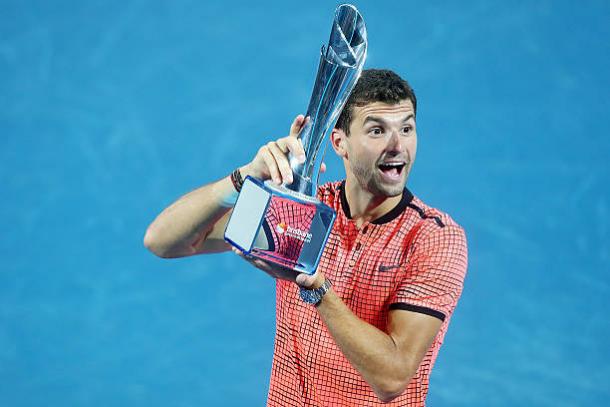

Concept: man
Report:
left=144, top=69, right=468, bottom=406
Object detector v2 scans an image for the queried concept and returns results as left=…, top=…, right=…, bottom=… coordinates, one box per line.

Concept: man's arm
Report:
left=237, top=260, right=443, bottom=403
left=309, top=223, right=467, bottom=402
left=317, top=286, right=442, bottom=402
left=143, top=174, right=238, bottom=257
left=143, top=115, right=308, bottom=258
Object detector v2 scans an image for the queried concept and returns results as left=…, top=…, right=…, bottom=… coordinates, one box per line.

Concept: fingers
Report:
left=289, top=114, right=306, bottom=137
left=248, top=115, right=308, bottom=183
left=285, top=114, right=308, bottom=163
left=255, top=140, right=296, bottom=185
left=232, top=246, right=323, bottom=289
left=232, top=247, right=273, bottom=273
left=277, top=137, right=305, bottom=164
left=258, top=145, right=282, bottom=184
left=232, top=247, right=298, bottom=281
left=267, top=141, right=294, bottom=184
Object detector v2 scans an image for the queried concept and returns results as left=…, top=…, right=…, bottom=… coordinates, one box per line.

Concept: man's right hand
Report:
left=241, top=115, right=309, bottom=185
left=144, top=114, right=324, bottom=258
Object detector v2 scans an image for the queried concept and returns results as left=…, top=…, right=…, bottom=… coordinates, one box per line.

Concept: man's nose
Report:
left=386, top=130, right=403, bottom=152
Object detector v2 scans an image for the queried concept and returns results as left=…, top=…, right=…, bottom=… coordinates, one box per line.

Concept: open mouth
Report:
left=378, top=162, right=406, bottom=180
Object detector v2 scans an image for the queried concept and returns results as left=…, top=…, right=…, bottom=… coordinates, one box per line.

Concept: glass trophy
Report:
left=224, top=4, right=367, bottom=275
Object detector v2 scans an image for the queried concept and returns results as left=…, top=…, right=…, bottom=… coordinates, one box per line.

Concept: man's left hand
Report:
left=232, top=247, right=324, bottom=289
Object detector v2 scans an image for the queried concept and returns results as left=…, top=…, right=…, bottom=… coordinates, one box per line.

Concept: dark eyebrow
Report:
left=363, top=114, right=415, bottom=126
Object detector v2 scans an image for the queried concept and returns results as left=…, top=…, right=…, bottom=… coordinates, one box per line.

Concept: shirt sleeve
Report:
left=389, top=223, right=468, bottom=322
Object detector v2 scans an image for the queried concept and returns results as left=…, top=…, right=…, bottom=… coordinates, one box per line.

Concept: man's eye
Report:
left=403, top=126, right=412, bottom=133
left=370, top=128, right=383, bottom=135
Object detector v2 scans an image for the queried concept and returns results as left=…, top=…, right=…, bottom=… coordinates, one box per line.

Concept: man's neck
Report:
left=344, top=179, right=403, bottom=229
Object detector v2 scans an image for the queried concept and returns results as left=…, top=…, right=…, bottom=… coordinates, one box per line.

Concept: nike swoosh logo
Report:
left=378, top=264, right=401, bottom=273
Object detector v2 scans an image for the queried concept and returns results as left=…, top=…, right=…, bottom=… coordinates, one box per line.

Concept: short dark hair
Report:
left=335, top=69, right=417, bottom=135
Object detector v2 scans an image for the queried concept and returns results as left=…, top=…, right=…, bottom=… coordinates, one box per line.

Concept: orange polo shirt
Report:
left=267, top=180, right=468, bottom=406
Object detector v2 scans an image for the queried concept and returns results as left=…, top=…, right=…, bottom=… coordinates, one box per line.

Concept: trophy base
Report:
left=224, top=176, right=336, bottom=275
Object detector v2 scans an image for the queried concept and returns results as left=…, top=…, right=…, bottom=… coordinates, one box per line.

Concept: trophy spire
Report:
left=225, top=5, right=368, bottom=275
left=287, top=4, right=368, bottom=197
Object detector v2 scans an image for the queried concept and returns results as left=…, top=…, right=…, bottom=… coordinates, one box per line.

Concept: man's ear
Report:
left=330, top=128, right=348, bottom=159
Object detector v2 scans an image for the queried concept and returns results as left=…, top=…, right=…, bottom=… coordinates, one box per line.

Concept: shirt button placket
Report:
left=349, top=223, right=368, bottom=267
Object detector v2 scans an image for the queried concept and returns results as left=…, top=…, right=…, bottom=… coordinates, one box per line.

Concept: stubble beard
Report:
left=351, top=156, right=411, bottom=198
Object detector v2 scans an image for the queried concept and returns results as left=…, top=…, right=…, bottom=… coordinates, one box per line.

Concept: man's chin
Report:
left=382, top=185, right=405, bottom=197
left=369, top=177, right=406, bottom=198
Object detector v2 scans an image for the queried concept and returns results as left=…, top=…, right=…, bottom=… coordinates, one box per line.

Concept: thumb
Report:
left=295, top=272, right=319, bottom=289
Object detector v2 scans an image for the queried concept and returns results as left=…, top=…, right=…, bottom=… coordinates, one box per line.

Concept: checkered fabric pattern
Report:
left=267, top=181, right=468, bottom=406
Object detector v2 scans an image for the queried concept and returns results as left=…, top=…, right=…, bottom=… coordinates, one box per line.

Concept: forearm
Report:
left=143, top=166, right=245, bottom=258
left=316, top=289, right=414, bottom=401
left=144, top=115, right=308, bottom=258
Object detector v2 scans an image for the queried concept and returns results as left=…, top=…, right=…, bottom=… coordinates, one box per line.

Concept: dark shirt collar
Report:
left=338, top=180, right=414, bottom=225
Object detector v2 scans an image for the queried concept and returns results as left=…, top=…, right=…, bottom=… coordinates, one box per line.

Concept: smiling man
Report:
left=144, top=69, right=468, bottom=406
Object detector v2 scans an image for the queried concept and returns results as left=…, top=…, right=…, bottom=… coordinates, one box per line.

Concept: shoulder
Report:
left=403, top=194, right=467, bottom=248
left=401, top=195, right=468, bottom=285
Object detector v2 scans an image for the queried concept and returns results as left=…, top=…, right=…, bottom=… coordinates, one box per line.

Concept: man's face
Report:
left=341, top=99, right=417, bottom=197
